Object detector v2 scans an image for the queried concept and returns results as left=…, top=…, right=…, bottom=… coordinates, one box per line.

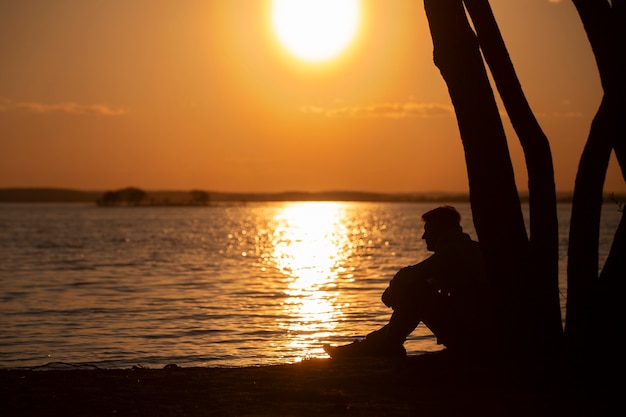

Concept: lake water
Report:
left=0, top=201, right=620, bottom=369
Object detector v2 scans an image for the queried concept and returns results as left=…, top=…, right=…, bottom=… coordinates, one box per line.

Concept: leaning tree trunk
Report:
left=565, top=97, right=613, bottom=356
left=423, top=0, right=532, bottom=358
left=566, top=0, right=625, bottom=367
left=463, top=0, right=563, bottom=358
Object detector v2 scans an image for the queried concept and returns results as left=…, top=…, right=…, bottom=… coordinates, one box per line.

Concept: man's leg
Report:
left=324, top=279, right=453, bottom=359
left=405, top=279, right=456, bottom=347
left=323, top=318, right=411, bottom=359
left=323, top=282, right=425, bottom=359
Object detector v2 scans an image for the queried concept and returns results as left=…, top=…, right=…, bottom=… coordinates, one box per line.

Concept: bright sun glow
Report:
left=271, top=0, right=361, bottom=62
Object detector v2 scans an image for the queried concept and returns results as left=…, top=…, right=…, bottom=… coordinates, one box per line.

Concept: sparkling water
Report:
left=0, top=201, right=620, bottom=368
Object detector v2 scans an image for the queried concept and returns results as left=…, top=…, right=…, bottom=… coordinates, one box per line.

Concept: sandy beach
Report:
left=1, top=351, right=615, bottom=417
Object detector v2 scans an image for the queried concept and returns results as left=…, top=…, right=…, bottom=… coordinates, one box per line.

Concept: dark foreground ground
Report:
left=0, top=351, right=617, bottom=417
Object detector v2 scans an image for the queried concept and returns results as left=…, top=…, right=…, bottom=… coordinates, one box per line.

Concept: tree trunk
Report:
left=565, top=97, right=613, bottom=354
left=463, top=0, right=563, bottom=358
left=567, top=0, right=625, bottom=362
left=423, top=0, right=531, bottom=357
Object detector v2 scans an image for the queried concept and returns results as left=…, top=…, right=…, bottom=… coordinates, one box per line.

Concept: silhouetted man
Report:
left=324, top=205, right=490, bottom=359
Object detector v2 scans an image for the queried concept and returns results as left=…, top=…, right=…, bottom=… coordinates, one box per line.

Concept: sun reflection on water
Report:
left=270, top=202, right=352, bottom=361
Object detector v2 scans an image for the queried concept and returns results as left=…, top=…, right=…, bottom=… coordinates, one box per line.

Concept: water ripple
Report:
left=0, top=202, right=611, bottom=369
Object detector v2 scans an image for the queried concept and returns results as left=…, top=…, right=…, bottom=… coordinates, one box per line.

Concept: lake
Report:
left=0, top=201, right=620, bottom=369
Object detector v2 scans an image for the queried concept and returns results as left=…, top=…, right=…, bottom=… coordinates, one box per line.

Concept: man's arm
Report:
left=382, top=256, right=440, bottom=307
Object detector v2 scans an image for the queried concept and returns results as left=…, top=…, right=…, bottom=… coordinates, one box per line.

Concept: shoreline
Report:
left=1, top=352, right=615, bottom=417
left=4, top=187, right=619, bottom=204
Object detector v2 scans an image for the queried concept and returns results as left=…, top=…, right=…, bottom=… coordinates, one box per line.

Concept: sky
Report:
left=0, top=0, right=623, bottom=194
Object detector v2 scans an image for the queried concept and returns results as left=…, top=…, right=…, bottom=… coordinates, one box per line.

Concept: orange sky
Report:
left=0, top=0, right=623, bottom=194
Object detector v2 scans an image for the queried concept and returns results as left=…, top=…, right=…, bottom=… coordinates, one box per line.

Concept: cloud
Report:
left=536, top=111, right=583, bottom=118
left=533, top=99, right=584, bottom=118
left=0, top=97, right=126, bottom=116
left=301, top=101, right=454, bottom=119
left=302, top=99, right=583, bottom=121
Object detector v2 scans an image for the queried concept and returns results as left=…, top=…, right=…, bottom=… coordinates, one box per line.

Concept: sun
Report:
left=271, top=0, right=361, bottom=63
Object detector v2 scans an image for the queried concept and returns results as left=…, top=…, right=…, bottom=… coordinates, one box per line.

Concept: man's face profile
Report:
left=422, top=222, right=437, bottom=251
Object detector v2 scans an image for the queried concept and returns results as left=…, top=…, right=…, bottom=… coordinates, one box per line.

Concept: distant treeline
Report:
left=1, top=187, right=620, bottom=204
left=0, top=187, right=473, bottom=204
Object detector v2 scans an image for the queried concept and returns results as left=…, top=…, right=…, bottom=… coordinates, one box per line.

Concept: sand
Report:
left=0, top=351, right=615, bottom=417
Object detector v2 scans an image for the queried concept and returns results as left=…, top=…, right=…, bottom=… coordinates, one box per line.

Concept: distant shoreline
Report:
left=0, top=187, right=621, bottom=204
left=0, top=187, right=471, bottom=204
